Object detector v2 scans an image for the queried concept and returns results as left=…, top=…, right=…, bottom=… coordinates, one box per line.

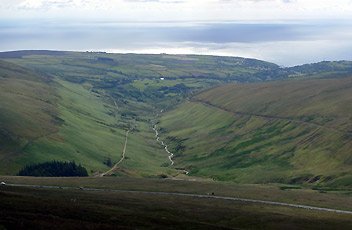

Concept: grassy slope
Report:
left=0, top=60, right=58, bottom=173
left=17, top=80, right=125, bottom=173
left=159, top=77, right=352, bottom=186
left=14, top=79, right=172, bottom=176
left=0, top=58, right=171, bottom=176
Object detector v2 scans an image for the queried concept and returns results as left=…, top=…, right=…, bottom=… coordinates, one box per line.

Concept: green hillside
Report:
left=0, top=51, right=283, bottom=176
left=0, top=60, right=58, bottom=173
left=158, top=77, right=352, bottom=187
left=0, top=59, right=171, bottom=176
left=1, top=51, right=352, bottom=185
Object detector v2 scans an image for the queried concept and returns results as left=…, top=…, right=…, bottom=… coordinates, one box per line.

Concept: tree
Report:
left=17, top=161, right=88, bottom=177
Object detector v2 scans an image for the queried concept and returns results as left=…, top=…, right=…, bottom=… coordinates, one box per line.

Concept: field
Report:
left=159, top=77, right=352, bottom=187
left=0, top=176, right=351, bottom=229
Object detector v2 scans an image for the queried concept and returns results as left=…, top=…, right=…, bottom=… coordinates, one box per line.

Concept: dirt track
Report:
left=100, top=130, right=129, bottom=177
left=194, top=99, right=346, bottom=135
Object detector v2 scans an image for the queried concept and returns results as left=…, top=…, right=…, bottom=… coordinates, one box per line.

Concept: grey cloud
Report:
left=1, top=20, right=351, bottom=66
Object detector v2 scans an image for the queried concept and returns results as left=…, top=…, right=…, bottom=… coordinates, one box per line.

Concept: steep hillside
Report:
left=159, top=77, right=352, bottom=187
left=0, top=59, right=171, bottom=176
left=0, top=60, right=58, bottom=173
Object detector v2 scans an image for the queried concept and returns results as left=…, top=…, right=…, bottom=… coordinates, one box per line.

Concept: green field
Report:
left=159, top=77, right=352, bottom=187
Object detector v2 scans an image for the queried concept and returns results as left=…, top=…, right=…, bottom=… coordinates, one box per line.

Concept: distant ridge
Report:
left=0, top=50, right=68, bottom=58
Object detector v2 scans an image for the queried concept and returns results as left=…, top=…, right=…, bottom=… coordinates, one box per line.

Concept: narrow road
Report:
left=100, top=130, right=129, bottom=177
left=4, top=183, right=352, bottom=215
left=99, top=97, right=129, bottom=177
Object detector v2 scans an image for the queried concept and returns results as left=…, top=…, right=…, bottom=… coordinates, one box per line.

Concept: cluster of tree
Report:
left=139, top=83, right=191, bottom=101
left=159, top=83, right=190, bottom=94
left=17, top=161, right=88, bottom=177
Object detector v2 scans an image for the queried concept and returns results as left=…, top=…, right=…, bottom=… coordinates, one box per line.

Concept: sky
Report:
left=1, top=0, right=352, bottom=66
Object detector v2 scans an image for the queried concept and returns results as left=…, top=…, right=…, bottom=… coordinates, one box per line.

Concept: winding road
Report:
left=100, top=97, right=129, bottom=177
left=4, top=183, right=352, bottom=215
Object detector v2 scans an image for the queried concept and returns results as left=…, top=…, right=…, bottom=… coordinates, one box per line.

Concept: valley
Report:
left=0, top=50, right=352, bottom=228
left=1, top=51, right=352, bottom=184
left=0, top=51, right=289, bottom=176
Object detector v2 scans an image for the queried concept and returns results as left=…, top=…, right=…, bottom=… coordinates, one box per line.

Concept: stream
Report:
left=152, top=124, right=189, bottom=175
left=153, top=124, right=174, bottom=166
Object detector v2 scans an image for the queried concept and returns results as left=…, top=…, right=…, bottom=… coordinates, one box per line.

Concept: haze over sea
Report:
left=1, top=0, right=352, bottom=66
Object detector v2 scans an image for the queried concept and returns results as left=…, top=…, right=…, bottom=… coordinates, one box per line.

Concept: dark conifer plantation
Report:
left=17, top=161, right=88, bottom=177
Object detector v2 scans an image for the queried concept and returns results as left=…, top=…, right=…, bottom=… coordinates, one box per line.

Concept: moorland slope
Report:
left=159, top=77, right=352, bottom=187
